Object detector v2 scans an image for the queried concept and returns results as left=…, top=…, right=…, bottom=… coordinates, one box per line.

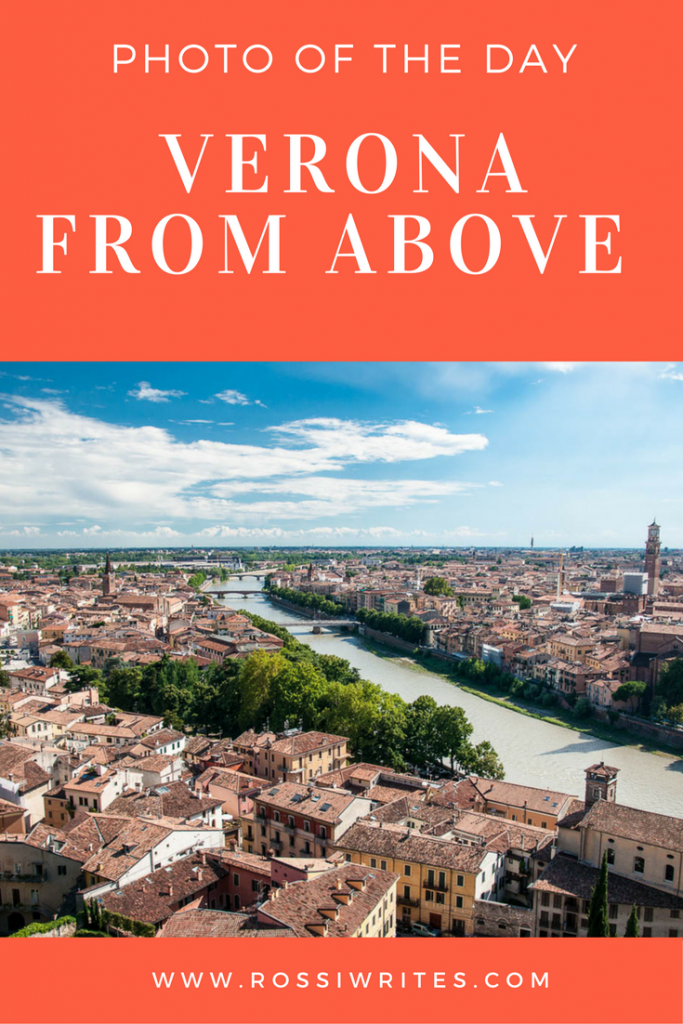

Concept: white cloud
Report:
left=215, top=390, right=248, bottom=405
left=214, top=389, right=267, bottom=408
left=660, top=364, right=683, bottom=382
left=128, top=381, right=186, bottom=403
left=268, top=418, right=487, bottom=463
left=465, top=406, right=493, bottom=415
left=489, top=481, right=504, bottom=487
left=0, top=398, right=486, bottom=530
left=83, top=525, right=102, bottom=535
left=542, top=362, right=580, bottom=374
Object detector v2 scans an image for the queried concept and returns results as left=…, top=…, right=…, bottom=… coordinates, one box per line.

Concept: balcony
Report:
left=397, top=895, right=420, bottom=908
left=423, top=879, right=449, bottom=893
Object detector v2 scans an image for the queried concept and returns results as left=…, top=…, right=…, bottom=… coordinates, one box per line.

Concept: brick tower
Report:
left=102, top=552, right=116, bottom=597
left=644, top=519, right=661, bottom=597
left=584, top=763, right=619, bottom=806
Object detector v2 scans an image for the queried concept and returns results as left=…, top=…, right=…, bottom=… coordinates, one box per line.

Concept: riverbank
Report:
left=357, top=634, right=682, bottom=760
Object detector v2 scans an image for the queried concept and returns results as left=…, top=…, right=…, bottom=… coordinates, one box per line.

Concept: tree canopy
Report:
left=71, top=613, right=503, bottom=779
left=423, top=577, right=454, bottom=597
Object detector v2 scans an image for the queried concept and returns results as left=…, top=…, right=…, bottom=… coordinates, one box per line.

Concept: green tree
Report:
left=657, top=659, right=683, bottom=709
left=405, top=696, right=441, bottom=769
left=433, top=704, right=474, bottom=772
left=460, top=740, right=505, bottom=780
left=423, top=577, right=454, bottom=597
left=237, top=650, right=285, bottom=731
left=612, top=680, right=646, bottom=712
left=49, top=650, right=73, bottom=669
left=624, top=905, right=640, bottom=937
left=587, top=852, right=611, bottom=937
left=512, top=595, right=532, bottom=610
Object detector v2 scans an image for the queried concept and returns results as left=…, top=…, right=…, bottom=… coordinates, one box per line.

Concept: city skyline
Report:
left=1, top=361, right=682, bottom=549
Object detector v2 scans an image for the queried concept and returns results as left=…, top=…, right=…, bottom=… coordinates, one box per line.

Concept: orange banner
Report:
left=2, top=0, right=680, bottom=360
left=1, top=936, right=681, bottom=1023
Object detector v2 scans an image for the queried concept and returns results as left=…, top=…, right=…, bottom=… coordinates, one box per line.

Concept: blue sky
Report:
left=0, top=362, right=681, bottom=549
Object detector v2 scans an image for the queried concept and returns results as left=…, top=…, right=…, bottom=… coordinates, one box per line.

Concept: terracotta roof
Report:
left=257, top=864, right=398, bottom=937
left=106, top=782, right=221, bottom=821
left=157, top=908, right=293, bottom=938
left=533, top=853, right=683, bottom=910
left=96, top=852, right=229, bottom=925
left=579, top=800, right=683, bottom=853
left=336, top=821, right=488, bottom=873
left=256, top=782, right=355, bottom=823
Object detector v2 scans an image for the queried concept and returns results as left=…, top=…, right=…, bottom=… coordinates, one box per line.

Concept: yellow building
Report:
left=335, top=820, right=497, bottom=936
left=233, top=729, right=349, bottom=784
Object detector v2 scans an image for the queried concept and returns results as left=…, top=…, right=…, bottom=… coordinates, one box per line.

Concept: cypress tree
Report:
left=625, top=905, right=640, bottom=937
left=587, top=851, right=611, bottom=936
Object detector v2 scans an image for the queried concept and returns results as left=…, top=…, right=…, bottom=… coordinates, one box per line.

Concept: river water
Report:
left=212, top=580, right=683, bottom=816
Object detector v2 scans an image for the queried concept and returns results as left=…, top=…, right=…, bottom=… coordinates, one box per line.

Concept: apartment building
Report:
left=244, top=782, right=373, bottom=859
left=335, top=820, right=499, bottom=936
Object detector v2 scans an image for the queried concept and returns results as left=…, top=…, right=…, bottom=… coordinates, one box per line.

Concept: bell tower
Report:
left=644, top=519, right=661, bottom=596
left=102, top=552, right=116, bottom=597
left=584, top=762, right=619, bottom=806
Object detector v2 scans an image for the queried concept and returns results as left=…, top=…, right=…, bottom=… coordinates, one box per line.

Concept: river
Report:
left=211, top=579, right=683, bottom=816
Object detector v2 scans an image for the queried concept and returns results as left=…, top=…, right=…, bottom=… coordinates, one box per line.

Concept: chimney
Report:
left=200, top=850, right=207, bottom=865
left=336, top=878, right=343, bottom=890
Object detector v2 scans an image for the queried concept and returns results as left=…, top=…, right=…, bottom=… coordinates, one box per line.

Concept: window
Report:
left=425, top=890, right=434, bottom=902
left=634, top=857, right=645, bottom=874
left=669, top=929, right=679, bottom=938
left=644, top=907, right=653, bottom=922
left=665, top=865, right=675, bottom=883
left=541, top=892, right=550, bottom=907
left=643, top=927, right=652, bottom=937
left=260, top=825, right=266, bottom=836
left=438, top=871, right=446, bottom=889
left=234, top=895, right=241, bottom=910
left=251, top=879, right=260, bottom=892
left=456, top=874, right=464, bottom=887
left=436, top=892, right=445, bottom=905
left=553, top=894, right=562, bottom=909
left=304, top=820, right=310, bottom=832
left=345, top=853, right=351, bottom=863
left=670, top=909, right=680, bottom=920
left=370, top=858, right=377, bottom=868
left=456, top=896, right=464, bottom=909
left=606, top=848, right=615, bottom=865
left=320, top=826, right=327, bottom=840
left=405, top=864, right=412, bottom=876
left=403, top=885, right=411, bottom=899
left=541, top=821, right=547, bottom=829
left=608, top=904, right=618, bottom=920
left=57, top=865, right=67, bottom=876
left=380, top=860, right=387, bottom=871
left=288, top=815, right=294, bottom=828
left=274, top=811, right=280, bottom=823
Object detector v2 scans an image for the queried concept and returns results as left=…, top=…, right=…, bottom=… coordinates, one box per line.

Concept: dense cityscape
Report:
left=0, top=523, right=682, bottom=938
